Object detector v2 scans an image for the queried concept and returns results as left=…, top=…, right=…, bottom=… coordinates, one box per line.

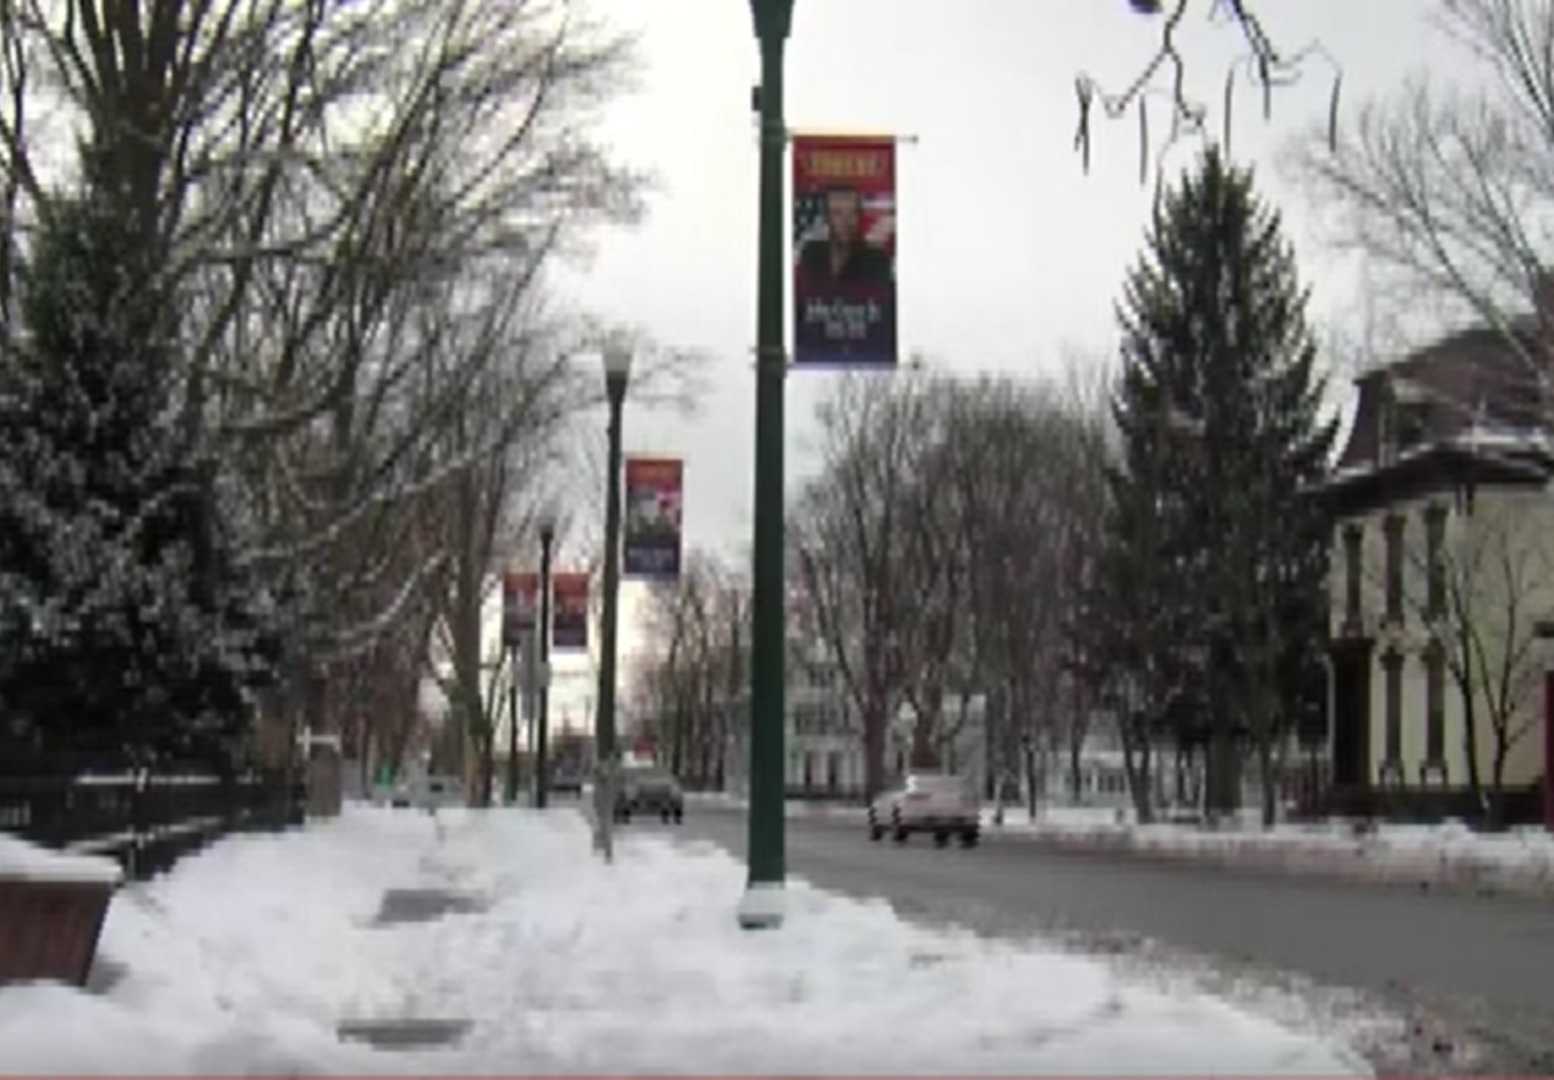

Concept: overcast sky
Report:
left=530, top=0, right=1461, bottom=715
left=550, top=1, right=1450, bottom=563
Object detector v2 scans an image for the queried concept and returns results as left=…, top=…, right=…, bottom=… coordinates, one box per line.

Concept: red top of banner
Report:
left=625, top=457, right=682, bottom=484
left=793, top=135, right=894, bottom=194
left=503, top=571, right=539, bottom=593
left=553, top=573, right=589, bottom=602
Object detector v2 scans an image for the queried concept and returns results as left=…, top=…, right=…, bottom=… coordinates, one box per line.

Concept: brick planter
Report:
left=0, top=832, right=122, bottom=987
left=0, top=876, right=116, bottom=986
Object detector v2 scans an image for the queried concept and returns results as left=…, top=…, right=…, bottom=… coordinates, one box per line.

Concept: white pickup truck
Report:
left=868, top=772, right=980, bottom=847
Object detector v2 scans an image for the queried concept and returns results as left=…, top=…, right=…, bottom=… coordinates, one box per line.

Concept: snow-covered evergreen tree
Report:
left=0, top=191, right=280, bottom=765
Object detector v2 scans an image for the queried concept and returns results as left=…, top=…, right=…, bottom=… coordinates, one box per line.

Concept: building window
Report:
left=1425, top=504, right=1446, bottom=620
left=827, top=752, right=841, bottom=792
left=1378, top=400, right=1396, bottom=464
left=1424, top=640, right=1445, bottom=769
left=1383, top=514, right=1405, bottom=625
left=1382, top=649, right=1403, bottom=772
left=1397, top=402, right=1426, bottom=451
left=803, top=752, right=815, bottom=789
left=1343, top=524, right=1363, bottom=629
left=793, top=703, right=817, bottom=735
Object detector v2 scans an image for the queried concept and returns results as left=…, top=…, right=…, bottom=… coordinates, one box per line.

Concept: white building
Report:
left=1319, top=323, right=1554, bottom=822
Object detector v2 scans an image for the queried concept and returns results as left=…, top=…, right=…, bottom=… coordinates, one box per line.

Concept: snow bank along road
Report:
left=667, top=802, right=1554, bottom=1076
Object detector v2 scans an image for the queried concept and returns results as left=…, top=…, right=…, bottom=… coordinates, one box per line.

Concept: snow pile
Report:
left=0, top=806, right=1366, bottom=1076
left=0, top=832, right=122, bottom=884
left=993, top=809, right=1554, bottom=896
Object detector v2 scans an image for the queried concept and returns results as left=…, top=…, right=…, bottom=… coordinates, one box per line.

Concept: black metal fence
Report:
left=0, top=765, right=305, bottom=882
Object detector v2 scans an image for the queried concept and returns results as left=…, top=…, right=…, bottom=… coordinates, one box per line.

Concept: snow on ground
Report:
left=0, top=832, right=122, bottom=883
left=995, top=806, right=1554, bottom=895
left=0, top=806, right=1369, bottom=1076
left=693, top=793, right=1554, bottom=895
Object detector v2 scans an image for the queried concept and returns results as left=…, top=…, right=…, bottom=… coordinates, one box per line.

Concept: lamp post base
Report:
left=736, top=881, right=784, bottom=930
left=590, top=763, right=616, bottom=865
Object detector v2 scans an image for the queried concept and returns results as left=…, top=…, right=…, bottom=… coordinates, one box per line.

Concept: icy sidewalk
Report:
left=0, top=806, right=1369, bottom=1076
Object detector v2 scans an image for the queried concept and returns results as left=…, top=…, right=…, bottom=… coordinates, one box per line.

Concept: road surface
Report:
left=633, top=804, right=1554, bottom=1075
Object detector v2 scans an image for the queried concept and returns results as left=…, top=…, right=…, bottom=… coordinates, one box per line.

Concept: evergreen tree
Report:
left=1101, top=147, right=1336, bottom=824
left=0, top=189, right=280, bottom=767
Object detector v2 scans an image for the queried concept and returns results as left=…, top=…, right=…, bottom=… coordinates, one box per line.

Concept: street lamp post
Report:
left=506, top=598, right=520, bottom=806
left=740, top=0, right=793, bottom=931
left=593, top=346, right=632, bottom=860
left=535, top=513, right=557, bottom=809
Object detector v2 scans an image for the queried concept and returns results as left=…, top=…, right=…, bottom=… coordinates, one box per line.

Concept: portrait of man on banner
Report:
left=623, top=457, right=683, bottom=579
left=792, top=135, right=897, bottom=367
left=552, top=573, right=590, bottom=651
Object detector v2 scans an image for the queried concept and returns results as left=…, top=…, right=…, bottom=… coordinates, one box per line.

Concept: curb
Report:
left=1008, top=825, right=1554, bottom=900
left=686, top=795, right=1554, bottom=900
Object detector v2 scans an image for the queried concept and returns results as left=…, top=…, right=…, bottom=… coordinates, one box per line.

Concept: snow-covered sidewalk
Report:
left=0, top=805, right=1371, bottom=1076
left=692, top=793, right=1554, bottom=898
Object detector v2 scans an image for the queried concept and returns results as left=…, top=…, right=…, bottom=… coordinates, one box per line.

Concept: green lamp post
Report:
left=738, top=0, right=794, bottom=931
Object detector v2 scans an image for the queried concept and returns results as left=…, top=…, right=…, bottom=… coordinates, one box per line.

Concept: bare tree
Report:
left=1052, top=361, right=1117, bottom=807
left=791, top=375, right=925, bottom=800
left=894, top=391, right=972, bottom=770
left=0, top=0, right=26, bottom=321
left=422, top=291, right=584, bottom=806
left=0, top=0, right=654, bottom=784
left=1391, top=493, right=1554, bottom=825
left=1289, top=0, right=1554, bottom=379
left=0, top=0, right=645, bottom=641
left=791, top=369, right=1114, bottom=815
left=939, top=376, right=1088, bottom=815
left=632, top=550, right=748, bottom=790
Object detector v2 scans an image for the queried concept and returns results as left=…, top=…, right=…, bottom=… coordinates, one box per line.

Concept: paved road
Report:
left=636, top=805, right=1554, bottom=1074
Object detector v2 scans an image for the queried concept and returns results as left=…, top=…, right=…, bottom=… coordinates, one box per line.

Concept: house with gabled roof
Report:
left=1318, top=320, right=1554, bottom=825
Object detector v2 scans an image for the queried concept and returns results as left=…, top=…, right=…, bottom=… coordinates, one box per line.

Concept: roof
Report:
left=1325, top=320, right=1554, bottom=506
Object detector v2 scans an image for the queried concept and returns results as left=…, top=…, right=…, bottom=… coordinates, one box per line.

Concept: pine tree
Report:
left=0, top=190, right=281, bottom=768
left=1101, top=146, right=1337, bottom=824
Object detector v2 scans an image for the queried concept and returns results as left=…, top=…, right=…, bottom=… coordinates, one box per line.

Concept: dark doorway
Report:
left=1331, top=642, right=1373, bottom=787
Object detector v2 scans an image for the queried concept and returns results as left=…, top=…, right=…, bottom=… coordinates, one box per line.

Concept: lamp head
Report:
left=602, top=346, right=632, bottom=383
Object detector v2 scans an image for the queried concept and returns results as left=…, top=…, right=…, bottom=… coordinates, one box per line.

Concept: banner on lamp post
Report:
left=552, top=572, right=590, bottom=651
left=792, top=134, right=897, bottom=367
left=623, top=457, right=683, bottom=579
left=502, top=571, right=539, bottom=647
